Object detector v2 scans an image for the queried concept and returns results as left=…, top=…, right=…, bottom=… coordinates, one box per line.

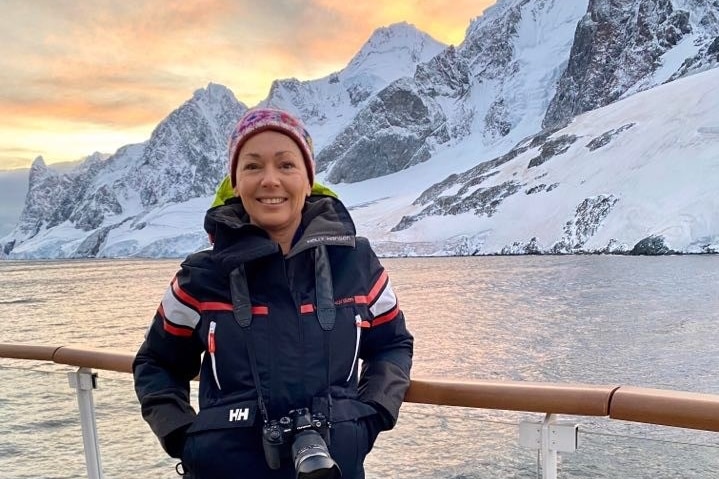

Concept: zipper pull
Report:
left=209, top=321, right=221, bottom=390
left=346, top=315, right=363, bottom=382
left=208, top=321, right=217, bottom=354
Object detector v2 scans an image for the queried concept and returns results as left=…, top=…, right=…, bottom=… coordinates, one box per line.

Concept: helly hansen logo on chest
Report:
left=229, top=407, right=250, bottom=422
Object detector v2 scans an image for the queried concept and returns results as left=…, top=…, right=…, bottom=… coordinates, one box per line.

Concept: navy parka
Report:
left=133, top=195, right=413, bottom=478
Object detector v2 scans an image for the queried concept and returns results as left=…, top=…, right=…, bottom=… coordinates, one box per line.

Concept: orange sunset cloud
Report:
left=0, top=0, right=495, bottom=169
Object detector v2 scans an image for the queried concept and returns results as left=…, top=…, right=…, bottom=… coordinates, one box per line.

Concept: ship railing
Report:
left=1, top=343, right=719, bottom=479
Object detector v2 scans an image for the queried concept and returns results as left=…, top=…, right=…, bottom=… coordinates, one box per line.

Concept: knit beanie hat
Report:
left=228, top=108, right=315, bottom=187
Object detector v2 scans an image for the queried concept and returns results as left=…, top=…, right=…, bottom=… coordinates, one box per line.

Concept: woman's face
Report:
left=233, top=130, right=311, bottom=242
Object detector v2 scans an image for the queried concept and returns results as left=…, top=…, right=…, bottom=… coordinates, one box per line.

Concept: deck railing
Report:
left=2, top=343, right=719, bottom=478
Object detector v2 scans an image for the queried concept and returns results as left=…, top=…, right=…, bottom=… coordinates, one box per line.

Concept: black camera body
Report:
left=262, top=408, right=341, bottom=478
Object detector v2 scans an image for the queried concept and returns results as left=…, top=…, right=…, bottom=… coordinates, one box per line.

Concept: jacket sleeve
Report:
left=133, top=260, right=205, bottom=457
left=356, top=242, right=413, bottom=431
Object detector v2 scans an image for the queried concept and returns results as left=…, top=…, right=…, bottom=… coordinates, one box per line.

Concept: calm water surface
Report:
left=1, top=256, right=718, bottom=478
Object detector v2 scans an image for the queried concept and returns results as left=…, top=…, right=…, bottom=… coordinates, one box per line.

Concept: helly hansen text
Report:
left=229, top=408, right=250, bottom=422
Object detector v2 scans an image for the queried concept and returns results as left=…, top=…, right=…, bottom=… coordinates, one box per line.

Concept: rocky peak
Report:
left=191, top=83, right=244, bottom=123
left=346, top=22, right=445, bottom=74
left=128, top=83, right=246, bottom=206
left=28, top=155, right=49, bottom=180
left=542, top=0, right=707, bottom=129
left=263, top=22, right=445, bottom=149
left=17, top=156, right=62, bottom=238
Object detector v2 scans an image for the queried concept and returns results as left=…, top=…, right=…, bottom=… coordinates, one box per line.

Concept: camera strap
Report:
left=314, top=246, right=336, bottom=430
left=230, top=265, right=270, bottom=423
left=313, top=245, right=336, bottom=332
left=246, top=329, right=270, bottom=423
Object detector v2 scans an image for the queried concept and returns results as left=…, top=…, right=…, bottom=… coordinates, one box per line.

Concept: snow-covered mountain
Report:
left=349, top=66, right=719, bottom=256
left=316, top=0, right=591, bottom=183
left=2, top=0, right=718, bottom=259
left=260, top=22, right=446, bottom=148
left=3, top=84, right=246, bottom=258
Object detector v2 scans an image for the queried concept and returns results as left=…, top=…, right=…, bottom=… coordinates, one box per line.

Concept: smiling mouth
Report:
left=258, top=198, right=286, bottom=205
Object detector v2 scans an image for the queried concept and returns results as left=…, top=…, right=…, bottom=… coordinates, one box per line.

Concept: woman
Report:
left=133, top=108, right=413, bottom=479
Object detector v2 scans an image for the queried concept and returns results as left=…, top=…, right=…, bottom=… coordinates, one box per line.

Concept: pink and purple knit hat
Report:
left=228, top=108, right=315, bottom=187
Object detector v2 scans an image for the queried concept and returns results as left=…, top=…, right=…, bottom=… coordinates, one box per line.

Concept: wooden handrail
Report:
left=0, top=343, right=61, bottom=362
left=610, top=386, right=719, bottom=432
left=2, top=343, right=719, bottom=432
left=405, top=378, right=617, bottom=416
left=52, top=346, right=134, bottom=373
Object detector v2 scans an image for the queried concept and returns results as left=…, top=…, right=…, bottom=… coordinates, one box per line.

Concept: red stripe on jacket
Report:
left=158, top=304, right=194, bottom=337
left=366, top=270, right=388, bottom=305
left=371, top=304, right=400, bottom=327
left=252, top=306, right=269, bottom=315
left=350, top=270, right=389, bottom=306
left=171, top=277, right=268, bottom=314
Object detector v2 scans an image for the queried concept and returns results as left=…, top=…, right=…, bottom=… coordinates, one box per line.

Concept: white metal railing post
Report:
left=519, top=413, right=578, bottom=479
left=68, top=367, right=104, bottom=479
left=541, top=413, right=558, bottom=479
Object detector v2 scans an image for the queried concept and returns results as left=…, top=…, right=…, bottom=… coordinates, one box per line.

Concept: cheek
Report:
left=234, top=175, right=254, bottom=198
left=233, top=184, right=242, bottom=199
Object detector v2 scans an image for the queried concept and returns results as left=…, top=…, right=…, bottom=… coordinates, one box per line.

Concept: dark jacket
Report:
left=133, top=195, right=413, bottom=478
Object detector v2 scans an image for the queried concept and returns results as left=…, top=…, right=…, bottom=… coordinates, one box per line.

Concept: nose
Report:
left=259, top=165, right=281, bottom=186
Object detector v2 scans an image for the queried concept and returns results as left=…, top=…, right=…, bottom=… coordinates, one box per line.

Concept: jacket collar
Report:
left=205, top=195, right=356, bottom=266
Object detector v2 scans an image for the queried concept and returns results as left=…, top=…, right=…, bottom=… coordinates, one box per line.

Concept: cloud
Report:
left=310, top=0, right=492, bottom=45
left=0, top=0, right=494, bottom=169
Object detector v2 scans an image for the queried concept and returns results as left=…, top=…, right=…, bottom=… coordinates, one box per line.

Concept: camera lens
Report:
left=291, top=430, right=341, bottom=479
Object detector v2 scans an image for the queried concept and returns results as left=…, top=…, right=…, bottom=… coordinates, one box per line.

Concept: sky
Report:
left=0, top=0, right=496, bottom=171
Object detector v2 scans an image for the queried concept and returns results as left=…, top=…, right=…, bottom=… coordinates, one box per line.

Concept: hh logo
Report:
left=228, top=407, right=250, bottom=422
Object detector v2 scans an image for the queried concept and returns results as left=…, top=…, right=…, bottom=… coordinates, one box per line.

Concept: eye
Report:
left=280, top=160, right=298, bottom=170
left=241, top=161, right=261, bottom=171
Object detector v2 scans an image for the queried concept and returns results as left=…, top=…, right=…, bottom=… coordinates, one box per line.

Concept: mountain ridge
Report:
left=2, top=0, right=718, bottom=258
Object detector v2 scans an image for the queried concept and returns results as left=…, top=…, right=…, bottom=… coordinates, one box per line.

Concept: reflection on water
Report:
left=1, top=256, right=719, bottom=478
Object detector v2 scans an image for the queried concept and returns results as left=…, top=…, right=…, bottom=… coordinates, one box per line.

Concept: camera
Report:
left=262, top=408, right=341, bottom=478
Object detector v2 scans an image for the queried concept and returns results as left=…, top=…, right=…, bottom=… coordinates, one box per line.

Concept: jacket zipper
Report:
left=346, top=314, right=362, bottom=382
left=208, top=321, right=221, bottom=390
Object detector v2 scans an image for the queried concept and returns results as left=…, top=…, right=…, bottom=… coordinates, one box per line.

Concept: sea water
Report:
left=1, top=256, right=718, bottom=478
